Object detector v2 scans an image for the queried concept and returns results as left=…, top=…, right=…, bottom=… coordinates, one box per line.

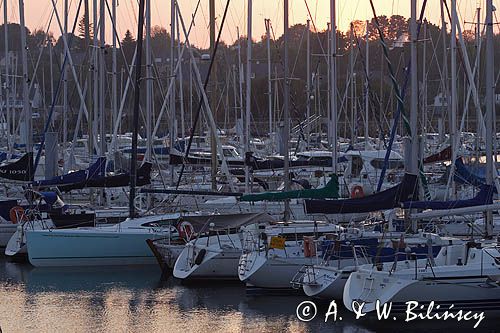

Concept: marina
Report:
left=0, top=257, right=498, bottom=332
left=0, top=0, right=499, bottom=332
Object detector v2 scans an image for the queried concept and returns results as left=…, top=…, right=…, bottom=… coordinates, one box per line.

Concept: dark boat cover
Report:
left=33, top=157, right=106, bottom=187
left=58, top=162, right=152, bottom=192
left=304, top=173, right=418, bottom=214
left=401, top=184, right=494, bottom=210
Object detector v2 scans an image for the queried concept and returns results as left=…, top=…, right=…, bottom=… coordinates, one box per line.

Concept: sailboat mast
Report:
left=306, top=19, right=311, bottom=147
left=63, top=0, right=68, bottom=168
left=439, top=0, right=449, bottom=144
left=283, top=0, right=290, bottom=221
left=93, top=0, right=98, bottom=157
left=485, top=0, right=494, bottom=237
left=266, top=18, right=272, bottom=137
left=364, top=20, right=369, bottom=149
left=3, top=0, right=10, bottom=152
left=450, top=0, right=458, bottom=198
left=99, top=0, right=106, bottom=158
left=169, top=0, right=176, bottom=186
left=111, top=0, right=118, bottom=152
left=145, top=0, right=152, bottom=161
left=476, top=6, right=481, bottom=152
left=18, top=0, right=32, bottom=153
left=245, top=0, right=252, bottom=193
left=129, top=0, right=146, bottom=218
left=329, top=0, right=337, bottom=174
left=409, top=0, right=418, bottom=176
left=349, top=23, right=354, bottom=144
left=85, top=0, right=93, bottom=160
left=210, top=0, right=218, bottom=191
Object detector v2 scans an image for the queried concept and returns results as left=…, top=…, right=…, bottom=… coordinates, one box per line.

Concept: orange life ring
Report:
left=177, top=221, right=195, bottom=240
left=9, top=206, right=26, bottom=224
left=351, top=185, right=364, bottom=198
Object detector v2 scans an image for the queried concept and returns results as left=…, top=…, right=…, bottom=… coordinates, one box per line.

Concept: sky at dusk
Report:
left=3, top=0, right=499, bottom=48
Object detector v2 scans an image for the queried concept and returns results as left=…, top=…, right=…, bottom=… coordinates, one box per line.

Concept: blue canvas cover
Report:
left=304, top=173, right=418, bottom=214
left=401, top=184, right=494, bottom=210
left=33, top=157, right=106, bottom=187
left=454, top=157, right=486, bottom=186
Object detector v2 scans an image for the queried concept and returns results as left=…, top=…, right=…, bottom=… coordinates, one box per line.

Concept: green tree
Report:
left=122, top=29, right=136, bottom=63
left=77, top=13, right=93, bottom=40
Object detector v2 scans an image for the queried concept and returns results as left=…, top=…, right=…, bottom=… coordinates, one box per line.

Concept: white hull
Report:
left=344, top=272, right=500, bottom=312
left=174, top=246, right=242, bottom=280
left=24, top=214, right=179, bottom=267
left=173, top=235, right=244, bottom=280
left=239, top=252, right=316, bottom=291
left=302, top=266, right=353, bottom=299
left=26, top=229, right=168, bottom=267
left=343, top=245, right=500, bottom=313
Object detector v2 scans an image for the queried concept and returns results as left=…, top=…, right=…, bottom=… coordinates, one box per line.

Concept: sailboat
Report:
left=343, top=0, right=500, bottom=314
left=20, top=0, right=178, bottom=268
left=343, top=241, right=500, bottom=313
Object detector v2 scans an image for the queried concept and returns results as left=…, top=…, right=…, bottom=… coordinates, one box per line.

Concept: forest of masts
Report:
left=0, top=7, right=499, bottom=144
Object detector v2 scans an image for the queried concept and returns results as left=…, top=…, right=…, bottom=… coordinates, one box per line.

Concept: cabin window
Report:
left=370, top=158, right=404, bottom=169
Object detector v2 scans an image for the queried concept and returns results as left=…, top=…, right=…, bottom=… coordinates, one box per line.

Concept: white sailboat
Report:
left=343, top=0, right=500, bottom=315
left=343, top=241, right=500, bottom=313
left=25, top=213, right=180, bottom=267
left=237, top=222, right=345, bottom=292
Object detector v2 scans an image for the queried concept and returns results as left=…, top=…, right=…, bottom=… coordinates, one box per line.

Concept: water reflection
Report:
left=0, top=258, right=497, bottom=332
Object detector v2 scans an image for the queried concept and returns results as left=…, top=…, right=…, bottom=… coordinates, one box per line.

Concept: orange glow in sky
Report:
left=5, top=1, right=499, bottom=48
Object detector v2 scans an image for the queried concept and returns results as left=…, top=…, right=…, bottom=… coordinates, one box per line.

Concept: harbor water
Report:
left=0, top=257, right=498, bottom=333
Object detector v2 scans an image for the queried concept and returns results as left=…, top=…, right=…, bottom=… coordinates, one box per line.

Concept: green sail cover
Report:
left=239, top=175, right=339, bottom=202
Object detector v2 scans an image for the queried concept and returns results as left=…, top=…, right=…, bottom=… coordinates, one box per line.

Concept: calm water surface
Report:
left=0, top=257, right=497, bottom=333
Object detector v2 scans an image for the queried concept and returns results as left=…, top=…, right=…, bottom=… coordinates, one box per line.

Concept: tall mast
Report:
left=409, top=0, right=418, bottom=175
left=306, top=19, right=311, bottom=147
left=237, top=26, right=244, bottom=153
left=475, top=6, right=481, bottom=150
left=209, top=0, right=218, bottom=190
left=326, top=22, right=330, bottom=146
left=485, top=0, right=494, bottom=237
left=422, top=21, right=427, bottom=142
left=63, top=0, right=68, bottom=168
left=177, top=10, right=185, bottom=141
left=111, top=0, right=118, bottom=153
left=99, top=0, right=106, bottom=158
left=439, top=0, right=449, bottom=144
left=329, top=0, right=337, bottom=174
left=169, top=0, right=176, bottom=185
left=49, top=40, right=54, bottom=128
left=364, top=20, right=369, bottom=150
left=145, top=0, right=152, bottom=161
left=93, top=0, right=98, bottom=157
left=244, top=0, right=252, bottom=193
left=85, top=0, right=93, bottom=159
left=3, top=0, right=10, bottom=152
left=129, top=0, right=146, bottom=218
left=283, top=0, right=290, bottom=221
left=349, top=23, right=355, bottom=144
left=450, top=0, right=458, bottom=198
left=18, top=0, right=32, bottom=153
left=265, top=18, right=273, bottom=137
